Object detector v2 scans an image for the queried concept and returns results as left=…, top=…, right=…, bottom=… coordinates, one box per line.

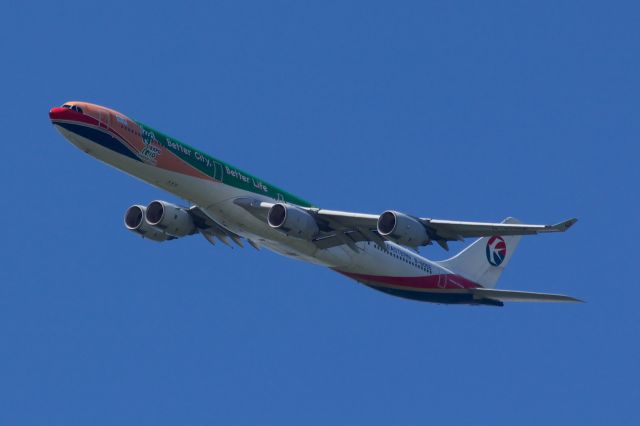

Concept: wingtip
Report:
left=554, top=218, right=578, bottom=231
left=556, top=294, right=584, bottom=303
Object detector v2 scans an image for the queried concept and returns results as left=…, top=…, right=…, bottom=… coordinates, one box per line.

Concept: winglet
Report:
left=550, top=218, right=578, bottom=232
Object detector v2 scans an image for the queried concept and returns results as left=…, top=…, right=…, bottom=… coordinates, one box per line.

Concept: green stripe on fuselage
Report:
left=135, top=120, right=314, bottom=207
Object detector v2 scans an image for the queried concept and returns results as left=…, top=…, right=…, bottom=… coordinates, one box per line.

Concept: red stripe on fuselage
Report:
left=50, top=108, right=100, bottom=127
left=336, top=270, right=481, bottom=290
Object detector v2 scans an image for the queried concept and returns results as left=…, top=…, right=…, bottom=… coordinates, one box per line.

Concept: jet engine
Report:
left=377, top=210, right=430, bottom=246
left=267, top=203, right=319, bottom=240
left=124, top=205, right=173, bottom=242
left=145, top=200, right=196, bottom=237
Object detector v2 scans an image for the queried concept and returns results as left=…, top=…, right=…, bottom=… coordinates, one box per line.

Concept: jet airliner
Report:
left=50, top=101, right=581, bottom=306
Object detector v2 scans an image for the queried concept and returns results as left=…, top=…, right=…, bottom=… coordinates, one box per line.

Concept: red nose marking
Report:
left=49, top=107, right=67, bottom=120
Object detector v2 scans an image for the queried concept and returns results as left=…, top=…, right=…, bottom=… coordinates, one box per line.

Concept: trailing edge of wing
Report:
left=189, top=206, right=246, bottom=248
left=471, top=288, right=584, bottom=303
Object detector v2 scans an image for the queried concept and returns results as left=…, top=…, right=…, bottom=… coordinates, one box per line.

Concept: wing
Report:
left=471, top=288, right=584, bottom=303
left=419, top=217, right=578, bottom=241
left=233, top=197, right=577, bottom=252
left=314, top=212, right=576, bottom=251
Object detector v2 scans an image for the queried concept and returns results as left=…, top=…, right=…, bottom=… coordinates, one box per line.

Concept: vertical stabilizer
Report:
left=435, top=218, right=522, bottom=289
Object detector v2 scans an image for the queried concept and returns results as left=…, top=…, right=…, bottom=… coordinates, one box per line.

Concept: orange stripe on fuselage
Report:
left=76, top=102, right=213, bottom=181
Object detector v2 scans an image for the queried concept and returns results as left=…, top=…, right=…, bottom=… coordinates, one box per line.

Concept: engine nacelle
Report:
left=124, top=205, right=172, bottom=242
left=267, top=203, right=319, bottom=240
left=145, top=200, right=196, bottom=237
left=377, top=210, right=430, bottom=246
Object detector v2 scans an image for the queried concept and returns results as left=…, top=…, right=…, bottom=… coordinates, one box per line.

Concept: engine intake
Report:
left=267, top=203, right=319, bottom=240
left=124, top=205, right=172, bottom=242
left=377, top=210, right=430, bottom=246
left=145, top=200, right=196, bottom=237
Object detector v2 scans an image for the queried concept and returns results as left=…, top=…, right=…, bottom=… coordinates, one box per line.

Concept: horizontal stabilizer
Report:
left=471, top=288, right=583, bottom=303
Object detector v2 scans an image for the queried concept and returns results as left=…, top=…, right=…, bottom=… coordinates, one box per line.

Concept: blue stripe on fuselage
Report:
left=54, top=121, right=141, bottom=162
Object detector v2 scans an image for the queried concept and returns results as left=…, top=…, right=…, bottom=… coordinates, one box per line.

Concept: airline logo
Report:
left=486, top=236, right=507, bottom=266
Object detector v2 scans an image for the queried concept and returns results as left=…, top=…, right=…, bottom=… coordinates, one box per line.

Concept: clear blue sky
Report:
left=1, top=1, right=638, bottom=424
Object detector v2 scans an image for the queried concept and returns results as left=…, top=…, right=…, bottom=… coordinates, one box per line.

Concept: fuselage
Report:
left=50, top=101, right=485, bottom=305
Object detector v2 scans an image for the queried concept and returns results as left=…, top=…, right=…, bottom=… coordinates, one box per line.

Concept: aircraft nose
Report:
left=49, top=106, right=66, bottom=120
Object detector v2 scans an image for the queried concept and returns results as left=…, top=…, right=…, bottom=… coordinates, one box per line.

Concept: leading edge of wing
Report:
left=471, top=288, right=584, bottom=303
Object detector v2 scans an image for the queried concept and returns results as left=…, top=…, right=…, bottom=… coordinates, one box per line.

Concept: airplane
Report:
left=49, top=101, right=581, bottom=306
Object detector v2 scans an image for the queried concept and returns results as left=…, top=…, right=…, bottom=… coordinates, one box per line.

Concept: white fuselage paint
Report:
left=55, top=124, right=454, bottom=282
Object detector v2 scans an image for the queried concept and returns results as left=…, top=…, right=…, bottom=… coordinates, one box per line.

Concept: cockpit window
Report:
left=61, top=104, right=83, bottom=113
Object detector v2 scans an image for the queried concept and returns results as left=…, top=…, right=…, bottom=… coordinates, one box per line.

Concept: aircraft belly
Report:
left=334, top=242, right=435, bottom=277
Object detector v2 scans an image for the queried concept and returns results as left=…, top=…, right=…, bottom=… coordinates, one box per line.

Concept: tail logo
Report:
left=486, top=236, right=507, bottom=266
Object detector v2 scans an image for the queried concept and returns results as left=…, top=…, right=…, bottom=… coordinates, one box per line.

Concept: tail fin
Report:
left=435, top=217, right=522, bottom=289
